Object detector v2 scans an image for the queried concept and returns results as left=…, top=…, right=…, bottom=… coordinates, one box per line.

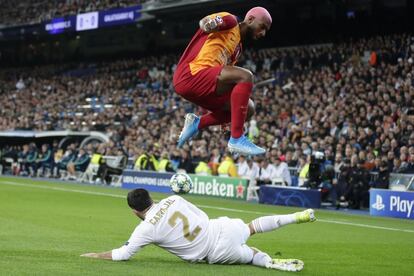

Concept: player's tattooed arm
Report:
left=199, top=14, right=238, bottom=33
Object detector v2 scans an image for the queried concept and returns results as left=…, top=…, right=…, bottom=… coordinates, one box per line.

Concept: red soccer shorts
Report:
left=173, top=64, right=231, bottom=112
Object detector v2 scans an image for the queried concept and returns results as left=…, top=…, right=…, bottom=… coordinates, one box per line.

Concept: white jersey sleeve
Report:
left=111, top=221, right=154, bottom=261
left=112, top=195, right=220, bottom=262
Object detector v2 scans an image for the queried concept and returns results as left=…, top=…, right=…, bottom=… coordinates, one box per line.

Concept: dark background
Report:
left=0, top=0, right=413, bottom=66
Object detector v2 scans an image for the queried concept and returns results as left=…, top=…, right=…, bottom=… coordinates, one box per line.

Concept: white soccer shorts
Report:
left=206, top=216, right=254, bottom=264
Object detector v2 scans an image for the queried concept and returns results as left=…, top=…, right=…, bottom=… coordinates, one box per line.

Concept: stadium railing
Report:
left=78, top=155, right=125, bottom=186
left=389, top=173, right=414, bottom=191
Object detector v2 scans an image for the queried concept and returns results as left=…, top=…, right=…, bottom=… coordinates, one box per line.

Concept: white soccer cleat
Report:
left=266, top=258, right=304, bottom=272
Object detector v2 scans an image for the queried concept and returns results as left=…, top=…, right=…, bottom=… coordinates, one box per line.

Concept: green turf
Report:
left=1, top=176, right=413, bottom=275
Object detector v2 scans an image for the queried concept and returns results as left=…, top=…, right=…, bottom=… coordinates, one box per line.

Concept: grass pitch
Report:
left=0, top=176, right=413, bottom=276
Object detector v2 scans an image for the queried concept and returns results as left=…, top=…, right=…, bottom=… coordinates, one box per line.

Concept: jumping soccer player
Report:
left=81, top=188, right=316, bottom=272
left=173, top=7, right=272, bottom=155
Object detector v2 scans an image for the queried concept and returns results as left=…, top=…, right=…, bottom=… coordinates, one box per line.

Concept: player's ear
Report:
left=247, top=15, right=255, bottom=24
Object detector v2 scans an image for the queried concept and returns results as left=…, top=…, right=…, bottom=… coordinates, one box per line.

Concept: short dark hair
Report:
left=127, top=189, right=153, bottom=211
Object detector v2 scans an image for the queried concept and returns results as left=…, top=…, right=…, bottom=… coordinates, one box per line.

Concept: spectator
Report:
left=0, top=0, right=149, bottom=27
left=134, top=150, right=158, bottom=171
left=348, top=160, right=370, bottom=209
left=246, top=157, right=260, bottom=181
left=54, top=144, right=76, bottom=178
left=36, top=144, right=53, bottom=177
left=273, top=156, right=292, bottom=186
left=25, top=143, right=38, bottom=177
left=66, top=148, right=90, bottom=180
left=248, top=120, right=259, bottom=142
left=1, top=33, right=414, bottom=195
left=217, top=154, right=238, bottom=178
left=134, top=151, right=150, bottom=171
left=97, top=148, right=127, bottom=185
left=194, top=153, right=212, bottom=176
left=333, top=153, right=344, bottom=174
left=237, top=155, right=249, bottom=177
left=18, top=144, right=30, bottom=176
left=178, top=150, right=194, bottom=174
left=374, top=160, right=390, bottom=189
left=336, top=159, right=352, bottom=208
left=284, top=151, right=297, bottom=167
left=257, top=158, right=276, bottom=185
left=400, top=153, right=414, bottom=173
left=208, top=149, right=221, bottom=175
left=298, top=155, right=310, bottom=187
left=158, top=151, right=175, bottom=173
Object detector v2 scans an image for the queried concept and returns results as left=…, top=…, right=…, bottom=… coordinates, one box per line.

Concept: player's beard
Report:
left=242, top=27, right=255, bottom=47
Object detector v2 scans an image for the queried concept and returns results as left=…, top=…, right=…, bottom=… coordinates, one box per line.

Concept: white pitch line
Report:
left=1, top=180, right=125, bottom=199
left=1, top=180, right=414, bottom=233
left=316, top=219, right=414, bottom=233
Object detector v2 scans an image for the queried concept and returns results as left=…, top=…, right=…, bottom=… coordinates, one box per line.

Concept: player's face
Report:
left=248, top=17, right=271, bottom=40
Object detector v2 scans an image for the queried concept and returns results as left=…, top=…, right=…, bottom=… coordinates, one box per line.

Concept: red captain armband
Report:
left=216, top=14, right=238, bottom=30
left=200, top=14, right=238, bottom=32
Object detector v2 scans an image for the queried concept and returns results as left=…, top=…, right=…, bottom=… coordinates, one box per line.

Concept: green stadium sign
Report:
left=188, top=175, right=248, bottom=200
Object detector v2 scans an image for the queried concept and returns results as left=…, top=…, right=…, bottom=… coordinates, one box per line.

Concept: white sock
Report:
left=252, top=251, right=272, bottom=267
left=251, top=214, right=296, bottom=233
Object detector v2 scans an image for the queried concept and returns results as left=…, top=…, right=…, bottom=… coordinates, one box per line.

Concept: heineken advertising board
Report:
left=121, top=170, right=248, bottom=200
left=188, top=174, right=248, bottom=200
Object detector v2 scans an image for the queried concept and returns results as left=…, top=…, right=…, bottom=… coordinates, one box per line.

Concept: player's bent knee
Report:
left=238, top=69, right=253, bottom=83
left=219, top=66, right=254, bottom=84
left=248, top=223, right=256, bottom=235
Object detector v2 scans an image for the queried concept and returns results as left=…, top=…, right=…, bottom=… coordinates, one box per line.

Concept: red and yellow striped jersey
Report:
left=177, top=12, right=242, bottom=75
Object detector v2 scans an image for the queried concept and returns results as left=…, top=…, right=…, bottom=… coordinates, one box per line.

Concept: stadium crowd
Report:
left=1, top=33, right=414, bottom=208
left=0, top=0, right=149, bottom=27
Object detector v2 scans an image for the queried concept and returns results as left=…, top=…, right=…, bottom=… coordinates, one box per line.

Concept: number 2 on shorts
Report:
left=168, top=211, right=202, bottom=242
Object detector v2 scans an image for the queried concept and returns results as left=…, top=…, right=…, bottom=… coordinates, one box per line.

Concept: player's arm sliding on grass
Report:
left=81, top=251, right=112, bottom=260
left=81, top=188, right=316, bottom=272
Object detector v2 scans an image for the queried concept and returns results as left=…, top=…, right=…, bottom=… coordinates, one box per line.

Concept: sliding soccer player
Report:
left=173, top=7, right=272, bottom=155
left=81, top=188, right=315, bottom=271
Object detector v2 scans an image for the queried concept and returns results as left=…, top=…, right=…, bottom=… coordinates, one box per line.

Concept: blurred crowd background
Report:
left=0, top=0, right=149, bottom=27
left=1, top=33, right=414, bottom=208
left=1, top=0, right=414, bottom=209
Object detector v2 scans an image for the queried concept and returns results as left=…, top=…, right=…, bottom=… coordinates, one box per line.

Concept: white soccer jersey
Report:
left=111, top=195, right=220, bottom=262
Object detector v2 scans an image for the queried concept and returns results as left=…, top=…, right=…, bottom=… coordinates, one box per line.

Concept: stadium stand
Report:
left=0, top=0, right=149, bottom=27
left=1, top=33, right=414, bottom=208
